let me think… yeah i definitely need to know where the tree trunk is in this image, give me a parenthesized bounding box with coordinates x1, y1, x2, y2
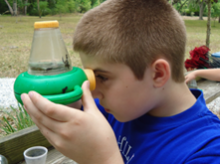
(37, 0, 41, 18)
(13, 0, 17, 16)
(219, 16, 220, 23)
(206, 0, 211, 48)
(199, 2, 204, 20)
(178, 0, 188, 13)
(170, 0, 173, 5)
(37, 0, 39, 11)
(24, 0, 28, 15)
(4, 0, 14, 15)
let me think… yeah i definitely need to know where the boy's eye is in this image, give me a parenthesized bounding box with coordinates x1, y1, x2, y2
(96, 75, 108, 81)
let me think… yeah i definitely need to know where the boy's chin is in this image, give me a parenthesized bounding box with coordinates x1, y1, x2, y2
(114, 115, 135, 123)
(104, 108, 111, 113)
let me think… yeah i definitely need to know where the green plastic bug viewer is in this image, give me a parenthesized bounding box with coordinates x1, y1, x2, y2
(14, 20, 96, 105)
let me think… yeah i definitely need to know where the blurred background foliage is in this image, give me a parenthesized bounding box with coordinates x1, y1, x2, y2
(0, 0, 106, 17)
(1, 0, 220, 22)
(170, 0, 220, 21)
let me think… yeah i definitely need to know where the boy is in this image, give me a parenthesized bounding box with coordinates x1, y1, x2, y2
(21, 0, 220, 163)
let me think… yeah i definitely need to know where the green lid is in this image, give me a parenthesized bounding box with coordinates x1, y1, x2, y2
(14, 67, 87, 105)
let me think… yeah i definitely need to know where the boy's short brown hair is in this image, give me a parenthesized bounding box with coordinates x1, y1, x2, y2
(73, 0, 186, 82)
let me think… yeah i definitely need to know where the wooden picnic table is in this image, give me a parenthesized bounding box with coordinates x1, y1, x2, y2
(0, 125, 78, 164)
(197, 79, 220, 103)
(20, 147, 78, 164)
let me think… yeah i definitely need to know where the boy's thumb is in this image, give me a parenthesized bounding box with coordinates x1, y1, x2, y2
(81, 81, 97, 112)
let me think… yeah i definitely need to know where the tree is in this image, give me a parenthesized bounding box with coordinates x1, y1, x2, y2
(75, 0, 91, 13)
(55, 0, 68, 19)
(31, 1, 50, 18)
(206, 0, 218, 48)
(1, 0, 106, 15)
(4, 0, 14, 15)
(211, 1, 220, 26)
(186, 0, 207, 20)
(16, 0, 30, 15)
(188, 0, 201, 17)
(66, 0, 77, 12)
(177, 0, 188, 13)
(206, 0, 211, 48)
(37, 0, 39, 11)
(37, 0, 39, 17)
(13, 0, 17, 15)
(39, 1, 50, 18)
(24, 0, 28, 15)
(199, 1, 206, 20)
(91, 0, 100, 8)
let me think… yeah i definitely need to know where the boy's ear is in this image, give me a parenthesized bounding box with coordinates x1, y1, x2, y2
(151, 59, 171, 88)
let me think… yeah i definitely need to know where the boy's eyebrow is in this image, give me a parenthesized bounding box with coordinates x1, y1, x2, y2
(93, 68, 110, 73)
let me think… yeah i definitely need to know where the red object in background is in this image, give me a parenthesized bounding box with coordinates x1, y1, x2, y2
(184, 45, 210, 71)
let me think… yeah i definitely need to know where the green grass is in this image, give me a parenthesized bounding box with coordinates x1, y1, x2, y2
(0, 15, 220, 78)
(0, 14, 83, 78)
(185, 19, 220, 59)
(0, 104, 35, 136)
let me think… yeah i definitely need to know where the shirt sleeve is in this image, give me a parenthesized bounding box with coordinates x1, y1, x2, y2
(185, 136, 220, 164)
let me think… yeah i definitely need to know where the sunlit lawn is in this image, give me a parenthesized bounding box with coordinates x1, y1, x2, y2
(0, 14, 83, 77)
(0, 14, 220, 77)
(185, 19, 220, 59)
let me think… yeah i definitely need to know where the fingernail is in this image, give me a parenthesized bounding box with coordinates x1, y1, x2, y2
(86, 80, 90, 88)
(28, 91, 35, 98)
(21, 94, 26, 102)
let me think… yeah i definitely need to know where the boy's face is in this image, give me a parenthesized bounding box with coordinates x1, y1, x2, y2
(80, 53, 158, 122)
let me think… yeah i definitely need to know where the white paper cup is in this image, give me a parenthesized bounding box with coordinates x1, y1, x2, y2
(23, 146, 48, 164)
(0, 155, 8, 164)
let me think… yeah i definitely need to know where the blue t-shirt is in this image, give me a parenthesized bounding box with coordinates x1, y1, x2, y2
(95, 89, 220, 164)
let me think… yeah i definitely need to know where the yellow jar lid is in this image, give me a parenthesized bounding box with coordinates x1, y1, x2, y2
(84, 69, 96, 91)
(34, 20, 59, 29)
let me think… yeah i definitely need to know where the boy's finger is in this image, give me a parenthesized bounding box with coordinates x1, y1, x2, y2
(21, 93, 43, 120)
(22, 93, 82, 136)
(81, 81, 98, 112)
(23, 91, 82, 122)
(21, 93, 57, 132)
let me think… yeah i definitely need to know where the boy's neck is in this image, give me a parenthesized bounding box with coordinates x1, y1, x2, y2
(148, 82, 197, 117)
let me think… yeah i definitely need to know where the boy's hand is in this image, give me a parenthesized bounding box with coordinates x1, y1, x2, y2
(185, 72, 197, 83)
(21, 81, 123, 164)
